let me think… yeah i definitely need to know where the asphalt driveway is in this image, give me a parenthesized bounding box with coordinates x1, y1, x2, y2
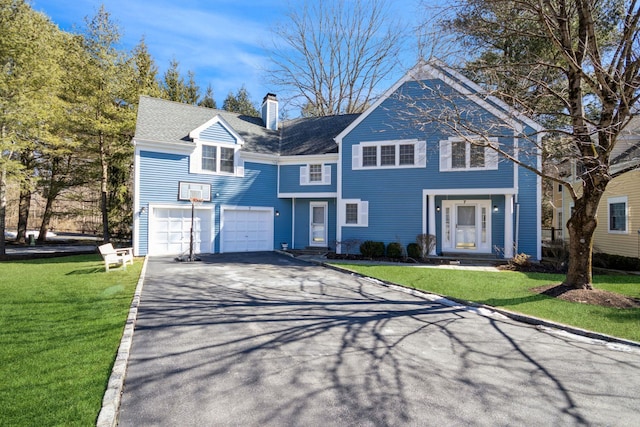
(117, 252, 640, 426)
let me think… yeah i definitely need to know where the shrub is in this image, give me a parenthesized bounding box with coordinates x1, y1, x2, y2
(360, 241, 384, 258)
(416, 234, 436, 258)
(386, 242, 403, 258)
(407, 243, 421, 259)
(593, 252, 640, 271)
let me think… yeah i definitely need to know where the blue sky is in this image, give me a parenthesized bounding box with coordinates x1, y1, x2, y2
(31, 0, 425, 116)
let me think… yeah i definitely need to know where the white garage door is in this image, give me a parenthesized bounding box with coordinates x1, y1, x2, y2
(221, 208, 273, 253)
(149, 206, 212, 256)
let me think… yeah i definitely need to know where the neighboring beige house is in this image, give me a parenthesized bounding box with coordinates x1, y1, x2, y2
(560, 117, 640, 259)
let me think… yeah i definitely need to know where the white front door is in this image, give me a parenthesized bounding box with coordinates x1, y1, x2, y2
(441, 200, 491, 253)
(309, 202, 328, 247)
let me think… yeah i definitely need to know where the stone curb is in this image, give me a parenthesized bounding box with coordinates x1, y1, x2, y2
(96, 256, 149, 427)
(307, 256, 640, 352)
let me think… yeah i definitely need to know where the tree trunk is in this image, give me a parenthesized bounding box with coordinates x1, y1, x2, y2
(100, 133, 110, 244)
(0, 168, 6, 256)
(16, 183, 32, 244)
(37, 192, 56, 244)
(563, 190, 603, 290)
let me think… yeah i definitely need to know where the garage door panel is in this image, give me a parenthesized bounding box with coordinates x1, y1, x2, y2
(221, 208, 273, 253)
(149, 207, 212, 256)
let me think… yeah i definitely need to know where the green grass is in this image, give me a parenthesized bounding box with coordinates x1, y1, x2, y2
(334, 264, 640, 342)
(0, 255, 142, 426)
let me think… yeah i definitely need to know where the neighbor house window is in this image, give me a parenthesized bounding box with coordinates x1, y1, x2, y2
(440, 137, 498, 171)
(202, 145, 217, 171)
(608, 196, 627, 233)
(309, 164, 322, 182)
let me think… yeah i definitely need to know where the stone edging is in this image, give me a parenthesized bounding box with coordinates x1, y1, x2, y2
(96, 256, 149, 427)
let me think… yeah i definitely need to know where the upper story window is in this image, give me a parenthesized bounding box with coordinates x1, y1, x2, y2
(608, 196, 627, 233)
(300, 164, 332, 185)
(440, 136, 498, 171)
(189, 115, 245, 177)
(352, 139, 426, 170)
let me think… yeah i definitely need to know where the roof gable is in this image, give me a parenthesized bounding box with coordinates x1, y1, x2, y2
(335, 60, 543, 144)
(189, 115, 244, 145)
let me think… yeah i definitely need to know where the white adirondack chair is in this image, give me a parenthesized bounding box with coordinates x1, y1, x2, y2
(98, 243, 134, 272)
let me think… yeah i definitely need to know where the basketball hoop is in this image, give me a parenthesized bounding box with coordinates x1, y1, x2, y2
(189, 197, 204, 205)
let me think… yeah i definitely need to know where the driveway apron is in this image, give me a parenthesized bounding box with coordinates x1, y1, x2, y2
(118, 252, 640, 426)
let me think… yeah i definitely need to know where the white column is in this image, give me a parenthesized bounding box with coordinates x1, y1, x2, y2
(428, 194, 437, 255)
(504, 194, 514, 258)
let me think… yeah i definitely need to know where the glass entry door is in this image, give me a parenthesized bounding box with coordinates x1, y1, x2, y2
(455, 205, 477, 249)
(309, 202, 328, 246)
(441, 200, 491, 253)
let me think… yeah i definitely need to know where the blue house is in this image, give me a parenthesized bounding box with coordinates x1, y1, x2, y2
(132, 61, 542, 260)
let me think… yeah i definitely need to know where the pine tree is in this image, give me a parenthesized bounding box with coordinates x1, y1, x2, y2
(222, 86, 259, 116)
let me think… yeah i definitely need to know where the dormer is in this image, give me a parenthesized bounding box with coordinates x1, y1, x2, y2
(188, 115, 244, 177)
(261, 93, 278, 131)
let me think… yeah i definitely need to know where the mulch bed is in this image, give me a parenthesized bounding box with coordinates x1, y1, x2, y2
(531, 284, 640, 309)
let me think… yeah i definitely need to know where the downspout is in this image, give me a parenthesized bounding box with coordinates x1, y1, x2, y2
(514, 197, 520, 255)
(291, 197, 295, 250)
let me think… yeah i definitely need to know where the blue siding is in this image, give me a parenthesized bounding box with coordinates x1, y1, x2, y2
(516, 127, 540, 259)
(200, 121, 237, 144)
(339, 79, 538, 258)
(291, 198, 337, 249)
(137, 150, 289, 255)
(279, 163, 337, 194)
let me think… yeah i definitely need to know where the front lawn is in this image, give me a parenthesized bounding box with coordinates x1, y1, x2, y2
(334, 264, 640, 342)
(0, 254, 142, 426)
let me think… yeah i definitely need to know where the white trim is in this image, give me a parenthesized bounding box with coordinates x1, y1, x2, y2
(278, 192, 337, 198)
(423, 188, 516, 196)
(189, 115, 245, 145)
(240, 151, 279, 164)
(300, 163, 332, 186)
(337, 135, 344, 251)
(504, 195, 514, 258)
(278, 154, 339, 164)
(340, 199, 368, 227)
(352, 139, 424, 170)
(191, 143, 243, 177)
(133, 146, 141, 256)
(439, 136, 499, 172)
(607, 196, 629, 234)
(309, 201, 329, 246)
(133, 138, 195, 155)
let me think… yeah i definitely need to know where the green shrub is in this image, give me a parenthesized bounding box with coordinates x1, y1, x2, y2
(593, 252, 640, 271)
(407, 243, 421, 259)
(386, 242, 403, 258)
(360, 241, 384, 258)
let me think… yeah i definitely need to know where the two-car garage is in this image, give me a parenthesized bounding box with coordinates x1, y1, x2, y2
(146, 205, 273, 256)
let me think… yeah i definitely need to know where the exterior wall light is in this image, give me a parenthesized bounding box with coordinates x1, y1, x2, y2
(493, 205, 499, 212)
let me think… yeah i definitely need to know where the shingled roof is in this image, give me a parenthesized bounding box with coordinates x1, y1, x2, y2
(134, 96, 358, 156)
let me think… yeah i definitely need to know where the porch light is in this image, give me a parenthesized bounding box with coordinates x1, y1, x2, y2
(493, 205, 498, 212)
(275, 210, 280, 216)
(139, 206, 146, 214)
(436, 206, 441, 212)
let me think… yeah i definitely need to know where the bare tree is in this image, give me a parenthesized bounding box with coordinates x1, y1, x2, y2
(268, 0, 405, 117)
(414, 0, 639, 290)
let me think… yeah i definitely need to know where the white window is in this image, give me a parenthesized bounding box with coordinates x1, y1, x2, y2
(191, 143, 244, 177)
(300, 164, 332, 185)
(608, 196, 628, 233)
(352, 139, 426, 170)
(341, 199, 368, 227)
(439, 137, 499, 171)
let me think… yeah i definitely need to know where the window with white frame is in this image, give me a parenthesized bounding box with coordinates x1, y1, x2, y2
(342, 199, 368, 226)
(352, 139, 426, 170)
(440, 137, 498, 171)
(300, 164, 332, 185)
(192, 143, 244, 176)
(608, 196, 628, 233)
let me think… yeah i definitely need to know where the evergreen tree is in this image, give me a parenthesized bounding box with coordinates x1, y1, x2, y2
(161, 58, 186, 102)
(199, 84, 217, 109)
(185, 70, 200, 105)
(222, 86, 259, 116)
